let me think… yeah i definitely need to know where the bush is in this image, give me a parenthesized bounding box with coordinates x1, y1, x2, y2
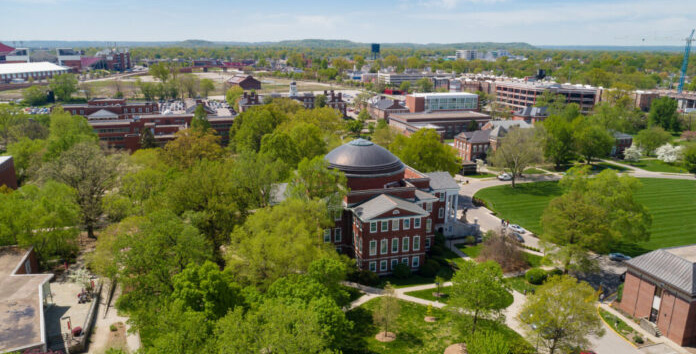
(525, 268, 547, 285)
(547, 268, 563, 277)
(349, 269, 379, 286)
(617, 283, 624, 302)
(633, 335, 644, 344)
(419, 259, 441, 277)
(22, 85, 48, 106)
(109, 324, 117, 332)
(392, 263, 411, 279)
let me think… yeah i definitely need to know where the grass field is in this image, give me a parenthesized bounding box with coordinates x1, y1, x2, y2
(343, 298, 532, 354)
(465, 172, 496, 179)
(628, 159, 688, 173)
(405, 286, 452, 303)
(474, 178, 696, 255)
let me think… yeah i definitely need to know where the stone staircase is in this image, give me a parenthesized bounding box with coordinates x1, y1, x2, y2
(640, 317, 662, 337)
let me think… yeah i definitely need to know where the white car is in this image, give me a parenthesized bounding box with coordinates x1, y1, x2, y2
(509, 224, 526, 234)
(497, 173, 512, 181)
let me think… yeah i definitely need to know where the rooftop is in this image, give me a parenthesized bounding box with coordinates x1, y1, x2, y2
(0, 62, 69, 76)
(352, 194, 428, 221)
(0, 156, 12, 165)
(627, 244, 696, 297)
(325, 138, 405, 177)
(425, 171, 459, 190)
(389, 111, 490, 121)
(409, 92, 478, 98)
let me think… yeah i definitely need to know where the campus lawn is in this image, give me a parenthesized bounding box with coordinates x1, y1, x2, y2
(378, 248, 464, 288)
(455, 243, 482, 258)
(465, 172, 497, 179)
(342, 299, 533, 354)
(628, 159, 688, 173)
(405, 285, 452, 303)
(474, 178, 696, 255)
(593, 161, 629, 172)
(523, 167, 547, 174)
(506, 276, 538, 294)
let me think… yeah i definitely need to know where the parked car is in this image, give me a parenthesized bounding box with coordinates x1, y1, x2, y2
(509, 224, 526, 234)
(609, 253, 632, 262)
(497, 173, 512, 181)
(511, 232, 525, 243)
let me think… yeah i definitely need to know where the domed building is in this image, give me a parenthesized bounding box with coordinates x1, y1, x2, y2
(324, 138, 461, 275)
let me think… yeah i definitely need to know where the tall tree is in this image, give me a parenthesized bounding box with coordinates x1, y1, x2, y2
(449, 261, 511, 335)
(389, 128, 460, 175)
(0, 104, 25, 148)
(541, 115, 575, 169)
(139, 127, 158, 149)
(163, 129, 225, 169)
(415, 77, 433, 92)
(490, 128, 542, 187)
(315, 94, 327, 108)
(49, 73, 78, 102)
(43, 142, 120, 238)
(649, 96, 680, 132)
(573, 120, 614, 164)
(45, 107, 98, 160)
(287, 156, 347, 207)
(373, 283, 400, 338)
(683, 143, 696, 174)
(225, 86, 244, 109)
(199, 78, 215, 98)
(191, 104, 212, 132)
(520, 275, 604, 354)
(635, 126, 672, 156)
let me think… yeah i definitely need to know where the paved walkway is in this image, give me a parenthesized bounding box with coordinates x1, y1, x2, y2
(88, 284, 141, 353)
(601, 159, 695, 180)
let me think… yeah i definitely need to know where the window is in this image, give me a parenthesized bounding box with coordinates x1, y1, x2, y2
(414, 218, 421, 228)
(334, 209, 342, 221)
(391, 259, 398, 269)
(381, 221, 389, 232)
(402, 237, 409, 252)
(426, 238, 431, 249)
(412, 256, 420, 268)
(426, 202, 432, 212)
(403, 218, 410, 230)
(439, 193, 445, 202)
(369, 240, 377, 256)
(370, 222, 377, 233)
(438, 207, 444, 218)
(323, 229, 331, 243)
(334, 228, 342, 242)
(381, 239, 388, 255)
(402, 257, 409, 266)
(426, 219, 432, 233)
(392, 238, 399, 253)
(413, 236, 421, 251)
(380, 260, 387, 272)
(369, 261, 376, 272)
(392, 219, 399, 231)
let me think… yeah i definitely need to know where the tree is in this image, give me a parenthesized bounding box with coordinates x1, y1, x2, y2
(415, 77, 433, 92)
(573, 121, 614, 164)
(42, 142, 120, 238)
(489, 128, 542, 187)
(373, 283, 400, 338)
(139, 127, 158, 149)
(170, 261, 243, 321)
(541, 167, 651, 273)
(357, 109, 370, 122)
(635, 126, 672, 156)
(22, 85, 47, 105)
(225, 86, 244, 109)
(136, 79, 159, 101)
(0, 104, 25, 147)
(315, 94, 327, 108)
(683, 143, 696, 174)
(519, 275, 604, 354)
(649, 96, 680, 132)
(230, 107, 286, 153)
(383, 55, 400, 68)
(389, 128, 460, 175)
(163, 129, 225, 168)
(191, 104, 212, 132)
(6, 137, 46, 184)
(199, 78, 215, 98)
(372, 123, 398, 148)
(399, 81, 411, 93)
(346, 120, 362, 136)
(288, 156, 347, 208)
(541, 115, 575, 169)
(478, 232, 528, 273)
(45, 107, 98, 160)
(655, 143, 682, 163)
(623, 144, 642, 162)
(534, 92, 566, 116)
(354, 55, 365, 69)
(226, 198, 335, 287)
(149, 62, 171, 83)
(449, 261, 510, 335)
(49, 73, 78, 102)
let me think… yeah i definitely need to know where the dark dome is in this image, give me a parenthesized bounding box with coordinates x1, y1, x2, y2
(325, 138, 404, 177)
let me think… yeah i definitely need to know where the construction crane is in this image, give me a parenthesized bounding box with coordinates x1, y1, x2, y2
(678, 29, 695, 93)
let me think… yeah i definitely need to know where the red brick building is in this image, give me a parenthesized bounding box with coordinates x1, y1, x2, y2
(324, 90, 348, 117)
(618, 245, 696, 346)
(388, 111, 491, 140)
(61, 99, 159, 120)
(324, 139, 460, 274)
(0, 156, 18, 189)
(453, 120, 532, 162)
(368, 97, 409, 119)
(228, 75, 262, 91)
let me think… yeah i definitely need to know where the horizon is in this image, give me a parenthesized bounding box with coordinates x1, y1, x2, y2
(1, 0, 695, 47)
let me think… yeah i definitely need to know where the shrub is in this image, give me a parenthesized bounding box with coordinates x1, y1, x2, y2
(393, 263, 411, 279)
(109, 324, 117, 332)
(350, 269, 379, 286)
(547, 268, 563, 277)
(617, 283, 624, 302)
(419, 259, 440, 277)
(478, 232, 527, 273)
(633, 335, 644, 344)
(525, 268, 547, 285)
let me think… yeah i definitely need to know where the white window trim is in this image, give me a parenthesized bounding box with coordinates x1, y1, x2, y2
(402, 257, 409, 265)
(369, 240, 377, 256)
(414, 218, 421, 228)
(380, 260, 388, 272)
(334, 228, 342, 242)
(323, 229, 331, 243)
(412, 256, 420, 268)
(403, 218, 410, 230)
(392, 219, 399, 231)
(369, 261, 376, 272)
(426, 202, 432, 212)
(381, 239, 388, 255)
(381, 220, 389, 232)
(413, 235, 421, 251)
(402, 236, 410, 252)
(426, 219, 432, 233)
(391, 258, 398, 269)
(439, 193, 445, 202)
(438, 207, 444, 218)
(391, 238, 399, 253)
(370, 222, 377, 233)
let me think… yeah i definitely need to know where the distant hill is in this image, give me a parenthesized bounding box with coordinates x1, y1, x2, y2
(539, 45, 685, 52)
(2, 39, 536, 50)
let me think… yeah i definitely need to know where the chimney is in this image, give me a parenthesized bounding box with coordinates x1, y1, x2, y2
(338, 92, 342, 100)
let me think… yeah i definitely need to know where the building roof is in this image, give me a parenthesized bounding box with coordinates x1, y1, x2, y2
(414, 189, 438, 202)
(458, 130, 491, 144)
(484, 120, 532, 130)
(228, 75, 259, 84)
(352, 194, 428, 221)
(408, 92, 478, 98)
(87, 109, 119, 119)
(425, 172, 459, 190)
(389, 111, 490, 121)
(0, 156, 12, 166)
(613, 132, 632, 139)
(0, 246, 53, 353)
(0, 42, 15, 54)
(325, 138, 405, 177)
(515, 106, 548, 117)
(0, 62, 69, 76)
(627, 245, 696, 297)
(373, 98, 405, 111)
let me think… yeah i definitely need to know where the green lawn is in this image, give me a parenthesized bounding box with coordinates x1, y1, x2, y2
(465, 172, 496, 179)
(598, 308, 646, 346)
(593, 162, 629, 172)
(474, 178, 696, 255)
(405, 286, 452, 303)
(628, 159, 688, 173)
(455, 243, 482, 258)
(506, 276, 538, 294)
(343, 299, 532, 354)
(377, 248, 464, 288)
(523, 168, 547, 174)
(524, 252, 544, 268)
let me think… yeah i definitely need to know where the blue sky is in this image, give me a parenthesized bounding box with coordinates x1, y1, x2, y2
(1, 0, 694, 45)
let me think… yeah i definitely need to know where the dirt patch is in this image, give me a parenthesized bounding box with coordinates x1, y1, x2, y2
(375, 331, 396, 342)
(444, 343, 468, 354)
(424, 316, 437, 322)
(105, 321, 129, 352)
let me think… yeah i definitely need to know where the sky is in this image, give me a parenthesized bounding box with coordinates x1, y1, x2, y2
(1, 0, 695, 46)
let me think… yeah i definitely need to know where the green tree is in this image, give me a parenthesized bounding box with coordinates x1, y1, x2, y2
(260, 131, 300, 166)
(683, 143, 696, 174)
(635, 126, 672, 156)
(399, 80, 411, 93)
(466, 330, 511, 354)
(191, 104, 212, 132)
(315, 94, 327, 108)
(345, 120, 363, 136)
(139, 127, 157, 149)
(163, 129, 225, 169)
(170, 261, 244, 320)
(389, 129, 460, 175)
(0, 104, 25, 147)
(354, 55, 365, 69)
(136, 79, 159, 101)
(519, 275, 604, 354)
(45, 107, 98, 160)
(541, 115, 575, 169)
(534, 92, 566, 116)
(383, 55, 400, 68)
(225, 86, 244, 109)
(199, 78, 215, 98)
(373, 283, 400, 338)
(49, 73, 78, 102)
(6, 137, 46, 184)
(22, 85, 47, 106)
(489, 128, 542, 187)
(230, 107, 286, 153)
(372, 123, 398, 148)
(649, 96, 680, 132)
(415, 77, 433, 92)
(449, 261, 511, 335)
(149, 62, 172, 83)
(573, 120, 614, 164)
(42, 142, 120, 238)
(288, 156, 347, 208)
(357, 109, 370, 122)
(288, 123, 328, 161)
